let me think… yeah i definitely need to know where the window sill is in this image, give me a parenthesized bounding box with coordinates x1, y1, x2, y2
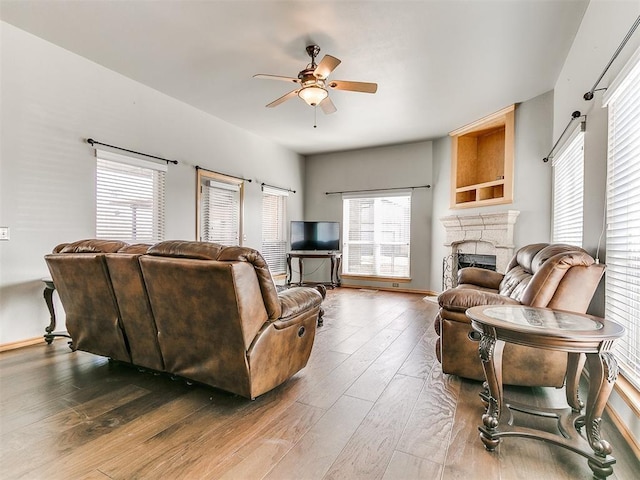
(614, 372, 640, 417)
(341, 274, 411, 283)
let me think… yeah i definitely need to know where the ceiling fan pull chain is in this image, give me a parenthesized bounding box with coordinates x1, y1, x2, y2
(314, 106, 317, 128)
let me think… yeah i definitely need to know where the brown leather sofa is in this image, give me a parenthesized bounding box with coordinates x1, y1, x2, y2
(45, 239, 324, 399)
(434, 243, 605, 387)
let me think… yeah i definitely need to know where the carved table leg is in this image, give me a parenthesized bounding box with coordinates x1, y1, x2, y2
(298, 258, 304, 286)
(43, 281, 57, 344)
(478, 331, 505, 451)
(566, 352, 586, 413)
(286, 255, 292, 286)
(584, 351, 619, 479)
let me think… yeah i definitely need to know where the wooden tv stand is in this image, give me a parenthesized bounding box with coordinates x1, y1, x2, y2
(286, 252, 342, 288)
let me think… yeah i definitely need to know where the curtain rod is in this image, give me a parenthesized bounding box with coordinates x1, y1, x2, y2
(261, 182, 296, 194)
(584, 15, 640, 101)
(325, 185, 431, 195)
(87, 138, 178, 165)
(542, 111, 585, 163)
(195, 165, 252, 183)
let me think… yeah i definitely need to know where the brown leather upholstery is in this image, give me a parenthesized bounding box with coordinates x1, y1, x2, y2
(140, 240, 322, 399)
(44, 239, 131, 363)
(46, 239, 323, 399)
(434, 243, 605, 387)
(105, 247, 165, 371)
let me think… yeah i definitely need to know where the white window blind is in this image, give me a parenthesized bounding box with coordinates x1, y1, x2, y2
(199, 178, 242, 245)
(261, 186, 288, 274)
(95, 149, 166, 243)
(603, 47, 640, 389)
(552, 126, 585, 246)
(342, 191, 411, 278)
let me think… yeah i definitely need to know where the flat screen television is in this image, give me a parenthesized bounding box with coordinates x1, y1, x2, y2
(290, 221, 340, 251)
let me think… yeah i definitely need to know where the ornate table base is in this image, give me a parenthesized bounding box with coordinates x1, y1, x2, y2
(468, 305, 624, 480)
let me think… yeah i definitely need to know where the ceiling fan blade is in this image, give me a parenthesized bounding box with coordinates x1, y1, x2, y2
(265, 89, 299, 108)
(253, 74, 300, 84)
(314, 55, 341, 79)
(328, 80, 378, 94)
(319, 96, 337, 115)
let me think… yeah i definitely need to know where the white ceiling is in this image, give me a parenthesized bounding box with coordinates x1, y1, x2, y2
(0, 0, 588, 155)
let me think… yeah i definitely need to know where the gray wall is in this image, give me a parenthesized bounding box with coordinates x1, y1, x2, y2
(429, 90, 554, 292)
(304, 141, 433, 292)
(0, 22, 305, 344)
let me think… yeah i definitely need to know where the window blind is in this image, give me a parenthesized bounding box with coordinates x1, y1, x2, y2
(603, 47, 640, 389)
(342, 191, 411, 278)
(552, 126, 585, 246)
(95, 149, 166, 243)
(200, 179, 241, 245)
(261, 186, 288, 274)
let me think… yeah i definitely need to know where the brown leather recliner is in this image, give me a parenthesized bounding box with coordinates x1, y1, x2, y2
(45, 239, 132, 363)
(434, 243, 605, 387)
(45, 239, 324, 399)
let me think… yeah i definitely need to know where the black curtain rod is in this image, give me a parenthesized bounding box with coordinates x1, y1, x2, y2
(325, 185, 431, 195)
(542, 111, 584, 163)
(87, 138, 178, 165)
(261, 182, 296, 194)
(584, 15, 640, 101)
(195, 165, 252, 183)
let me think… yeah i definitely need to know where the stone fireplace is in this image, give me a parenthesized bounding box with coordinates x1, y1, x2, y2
(440, 210, 519, 289)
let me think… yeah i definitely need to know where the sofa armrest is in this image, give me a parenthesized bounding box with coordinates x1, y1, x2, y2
(438, 288, 521, 313)
(457, 267, 504, 290)
(276, 287, 323, 327)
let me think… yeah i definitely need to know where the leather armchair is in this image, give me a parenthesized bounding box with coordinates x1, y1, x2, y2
(434, 243, 605, 387)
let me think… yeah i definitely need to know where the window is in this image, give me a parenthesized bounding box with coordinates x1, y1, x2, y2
(603, 47, 640, 389)
(261, 186, 288, 274)
(552, 125, 585, 246)
(96, 150, 166, 243)
(197, 169, 243, 245)
(342, 192, 411, 278)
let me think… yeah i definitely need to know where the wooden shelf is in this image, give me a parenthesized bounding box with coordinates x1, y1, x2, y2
(450, 105, 515, 209)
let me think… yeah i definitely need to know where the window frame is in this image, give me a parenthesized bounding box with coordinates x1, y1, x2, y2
(342, 191, 412, 280)
(261, 185, 288, 275)
(196, 169, 244, 245)
(603, 46, 640, 393)
(551, 123, 585, 247)
(95, 148, 166, 243)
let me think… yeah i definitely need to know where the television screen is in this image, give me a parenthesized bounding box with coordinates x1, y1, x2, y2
(290, 221, 340, 251)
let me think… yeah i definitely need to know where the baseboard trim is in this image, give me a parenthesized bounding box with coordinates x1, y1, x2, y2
(605, 400, 640, 460)
(340, 284, 438, 296)
(0, 336, 45, 352)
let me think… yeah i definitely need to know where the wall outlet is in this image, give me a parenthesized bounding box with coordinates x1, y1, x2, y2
(392, 282, 399, 287)
(0, 227, 9, 240)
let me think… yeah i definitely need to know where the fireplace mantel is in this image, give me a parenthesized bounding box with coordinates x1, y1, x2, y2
(440, 210, 520, 276)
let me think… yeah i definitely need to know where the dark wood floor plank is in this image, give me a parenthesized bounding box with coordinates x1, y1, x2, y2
(263, 395, 373, 480)
(381, 451, 443, 480)
(323, 374, 425, 480)
(1, 289, 638, 480)
(396, 363, 461, 465)
(345, 312, 432, 401)
(296, 327, 402, 410)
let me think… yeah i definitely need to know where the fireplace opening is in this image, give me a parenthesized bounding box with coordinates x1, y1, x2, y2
(457, 253, 497, 272)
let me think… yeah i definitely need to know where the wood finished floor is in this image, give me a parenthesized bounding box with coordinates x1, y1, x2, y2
(1, 288, 638, 479)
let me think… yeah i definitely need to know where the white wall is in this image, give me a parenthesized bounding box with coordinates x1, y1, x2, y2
(552, 0, 640, 454)
(304, 141, 433, 292)
(0, 22, 305, 344)
(429, 90, 554, 292)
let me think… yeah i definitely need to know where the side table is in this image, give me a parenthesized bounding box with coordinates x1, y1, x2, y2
(466, 305, 625, 479)
(42, 278, 72, 345)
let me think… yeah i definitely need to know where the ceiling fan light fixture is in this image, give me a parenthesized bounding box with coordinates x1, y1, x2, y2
(298, 85, 328, 106)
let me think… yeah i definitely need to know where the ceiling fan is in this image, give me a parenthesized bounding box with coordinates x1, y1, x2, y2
(253, 45, 377, 114)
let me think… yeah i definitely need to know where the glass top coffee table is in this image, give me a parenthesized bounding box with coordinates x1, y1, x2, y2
(466, 305, 625, 479)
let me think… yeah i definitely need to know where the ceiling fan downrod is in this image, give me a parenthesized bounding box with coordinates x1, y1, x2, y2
(306, 45, 321, 68)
